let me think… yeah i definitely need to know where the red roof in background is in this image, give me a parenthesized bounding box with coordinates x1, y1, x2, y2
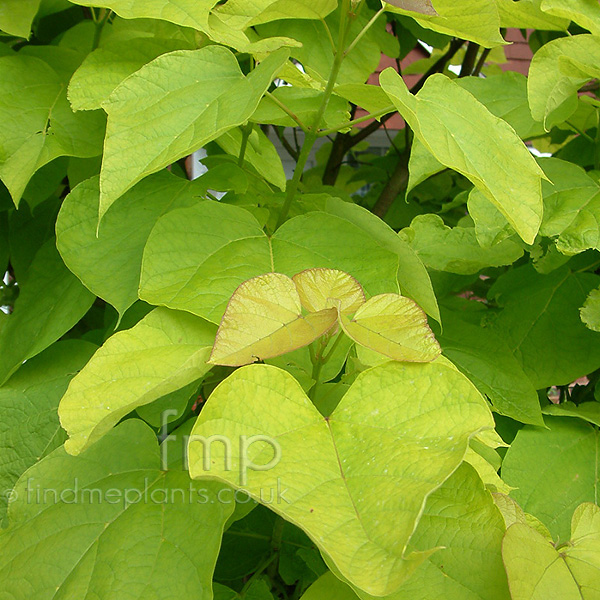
(356, 28, 533, 130)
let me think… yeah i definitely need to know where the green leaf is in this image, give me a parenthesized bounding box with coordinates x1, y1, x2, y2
(384, 0, 505, 47)
(457, 72, 545, 140)
(99, 46, 287, 217)
(542, 400, 600, 427)
(272, 211, 401, 296)
(502, 503, 600, 600)
(437, 309, 544, 426)
(340, 293, 441, 362)
(188, 361, 494, 596)
(259, 12, 395, 87)
(540, 0, 600, 35)
(381, 71, 545, 244)
(489, 265, 600, 388)
(353, 464, 510, 600)
(215, 126, 287, 191)
(0, 419, 234, 599)
(539, 157, 600, 255)
(400, 214, 523, 274)
(0, 53, 105, 204)
(56, 172, 201, 317)
(502, 417, 599, 541)
(68, 36, 195, 111)
(69, 0, 216, 34)
(0, 339, 96, 520)
(0, 0, 41, 38)
(301, 572, 359, 599)
(251, 87, 350, 129)
(0, 239, 95, 385)
(209, 273, 337, 367)
(319, 197, 440, 323)
(581, 285, 600, 332)
(213, 0, 337, 29)
(58, 307, 216, 455)
(496, 0, 569, 29)
(139, 202, 272, 324)
(528, 34, 600, 130)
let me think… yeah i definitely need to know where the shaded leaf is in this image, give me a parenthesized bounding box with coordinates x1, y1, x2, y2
(400, 214, 523, 274)
(542, 400, 600, 427)
(502, 417, 599, 541)
(0, 340, 96, 520)
(0, 419, 234, 600)
(0, 240, 94, 385)
(57, 172, 202, 317)
(489, 265, 600, 388)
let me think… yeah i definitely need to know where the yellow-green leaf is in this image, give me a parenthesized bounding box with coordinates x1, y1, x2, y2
(381, 70, 545, 244)
(209, 273, 338, 367)
(540, 0, 600, 35)
(188, 361, 494, 596)
(340, 293, 441, 362)
(59, 307, 216, 455)
(99, 46, 287, 217)
(292, 268, 365, 315)
(502, 503, 600, 600)
(384, 0, 505, 47)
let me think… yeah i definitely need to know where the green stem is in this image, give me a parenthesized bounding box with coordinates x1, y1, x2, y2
(567, 120, 595, 143)
(595, 110, 600, 171)
(345, 7, 384, 57)
(241, 554, 277, 596)
(91, 9, 111, 50)
(318, 105, 396, 137)
(238, 123, 253, 166)
(265, 92, 308, 132)
(275, 0, 354, 229)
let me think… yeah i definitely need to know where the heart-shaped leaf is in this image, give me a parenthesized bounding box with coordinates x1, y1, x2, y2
(0, 419, 234, 600)
(188, 361, 494, 596)
(292, 268, 365, 315)
(59, 308, 216, 455)
(209, 273, 338, 367)
(502, 503, 600, 600)
(340, 293, 441, 362)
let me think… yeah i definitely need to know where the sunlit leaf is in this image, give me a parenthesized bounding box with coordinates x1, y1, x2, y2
(381, 71, 544, 244)
(59, 308, 215, 455)
(340, 293, 441, 362)
(502, 503, 600, 600)
(99, 47, 287, 217)
(209, 273, 338, 367)
(189, 361, 494, 596)
(292, 268, 365, 315)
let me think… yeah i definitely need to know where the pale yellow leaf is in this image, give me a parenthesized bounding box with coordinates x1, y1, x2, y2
(292, 268, 365, 315)
(209, 273, 337, 366)
(341, 293, 441, 362)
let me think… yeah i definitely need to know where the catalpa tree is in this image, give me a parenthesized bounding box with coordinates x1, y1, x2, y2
(0, 1, 599, 599)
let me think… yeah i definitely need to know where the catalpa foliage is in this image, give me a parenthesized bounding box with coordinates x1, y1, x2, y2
(0, 1, 599, 599)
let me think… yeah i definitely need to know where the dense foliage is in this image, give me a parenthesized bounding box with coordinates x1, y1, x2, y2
(0, 0, 599, 598)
